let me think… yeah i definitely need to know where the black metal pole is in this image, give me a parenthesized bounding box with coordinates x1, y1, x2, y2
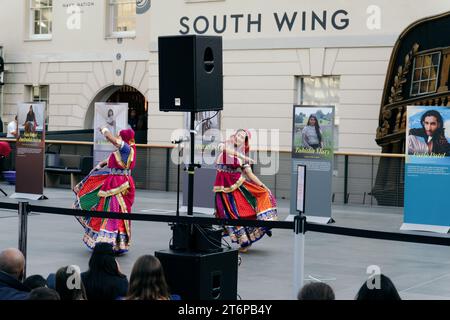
(165, 148, 170, 192)
(18, 201, 28, 280)
(176, 142, 181, 217)
(187, 112, 195, 216)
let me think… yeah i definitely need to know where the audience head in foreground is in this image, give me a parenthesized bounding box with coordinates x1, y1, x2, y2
(27, 287, 60, 300)
(127, 255, 171, 300)
(0, 248, 30, 300)
(356, 274, 401, 300)
(24, 275, 47, 290)
(55, 265, 87, 300)
(297, 282, 335, 300)
(81, 243, 128, 300)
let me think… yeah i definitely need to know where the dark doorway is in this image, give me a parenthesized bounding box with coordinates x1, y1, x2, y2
(107, 85, 148, 144)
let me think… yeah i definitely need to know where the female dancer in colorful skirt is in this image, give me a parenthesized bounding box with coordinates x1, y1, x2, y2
(214, 129, 278, 252)
(74, 127, 136, 254)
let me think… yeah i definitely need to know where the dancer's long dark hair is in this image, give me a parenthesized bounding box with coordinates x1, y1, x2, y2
(127, 255, 170, 300)
(307, 115, 322, 144)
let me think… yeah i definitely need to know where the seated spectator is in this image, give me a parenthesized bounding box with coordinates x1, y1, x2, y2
(126, 255, 179, 300)
(297, 282, 335, 300)
(355, 274, 401, 300)
(24, 275, 47, 290)
(81, 243, 128, 300)
(55, 266, 87, 300)
(0, 248, 30, 300)
(27, 287, 60, 300)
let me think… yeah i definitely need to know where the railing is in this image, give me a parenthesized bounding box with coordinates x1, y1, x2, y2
(0, 138, 406, 207)
(333, 151, 405, 207)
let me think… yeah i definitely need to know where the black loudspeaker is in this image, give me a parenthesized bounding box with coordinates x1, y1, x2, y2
(170, 223, 223, 253)
(158, 35, 223, 112)
(155, 249, 238, 300)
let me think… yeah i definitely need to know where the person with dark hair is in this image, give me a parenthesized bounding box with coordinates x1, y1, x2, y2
(74, 128, 136, 254)
(24, 275, 47, 290)
(408, 110, 450, 156)
(55, 266, 87, 300)
(81, 243, 128, 300)
(23, 105, 38, 133)
(126, 255, 176, 300)
(106, 109, 116, 136)
(0, 248, 30, 300)
(214, 129, 278, 253)
(297, 282, 335, 300)
(302, 114, 323, 150)
(355, 274, 401, 300)
(27, 287, 60, 300)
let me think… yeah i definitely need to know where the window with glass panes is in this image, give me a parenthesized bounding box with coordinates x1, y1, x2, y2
(30, 0, 52, 37)
(110, 0, 136, 35)
(411, 52, 441, 96)
(297, 76, 340, 150)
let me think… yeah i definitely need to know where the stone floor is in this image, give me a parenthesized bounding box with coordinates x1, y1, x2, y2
(0, 183, 449, 300)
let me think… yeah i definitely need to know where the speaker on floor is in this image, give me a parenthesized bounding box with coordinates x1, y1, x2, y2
(155, 249, 238, 300)
(158, 35, 223, 112)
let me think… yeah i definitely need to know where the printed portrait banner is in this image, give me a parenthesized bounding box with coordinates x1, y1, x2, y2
(184, 111, 221, 167)
(181, 112, 221, 215)
(93, 103, 128, 165)
(403, 105, 450, 233)
(290, 105, 334, 223)
(15, 102, 46, 196)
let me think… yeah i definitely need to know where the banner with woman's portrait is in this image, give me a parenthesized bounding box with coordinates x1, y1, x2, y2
(292, 106, 334, 160)
(290, 105, 334, 223)
(14, 102, 46, 197)
(181, 111, 222, 215)
(17, 103, 45, 142)
(94, 103, 128, 165)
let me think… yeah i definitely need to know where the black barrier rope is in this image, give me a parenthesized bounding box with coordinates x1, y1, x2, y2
(0, 202, 19, 211)
(307, 223, 450, 247)
(3, 201, 450, 247)
(28, 204, 294, 230)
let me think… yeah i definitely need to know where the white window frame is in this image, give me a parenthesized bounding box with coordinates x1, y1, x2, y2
(29, 0, 53, 40)
(108, 0, 136, 38)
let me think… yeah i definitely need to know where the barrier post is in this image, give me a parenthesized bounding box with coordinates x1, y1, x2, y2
(18, 201, 29, 280)
(293, 213, 306, 299)
(344, 155, 349, 204)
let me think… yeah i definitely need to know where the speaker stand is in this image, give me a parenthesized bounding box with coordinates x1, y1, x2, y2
(187, 111, 201, 216)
